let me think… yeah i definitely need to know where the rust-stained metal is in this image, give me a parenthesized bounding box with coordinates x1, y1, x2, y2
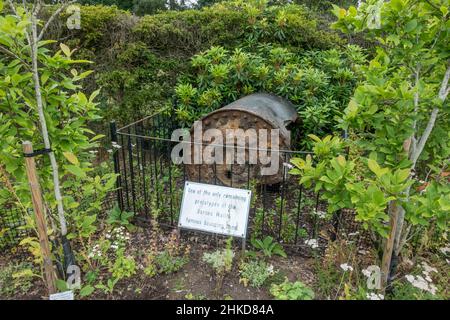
(185, 93, 298, 187)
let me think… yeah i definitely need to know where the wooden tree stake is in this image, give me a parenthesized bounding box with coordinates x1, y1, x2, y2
(23, 141, 57, 295)
(381, 201, 399, 290)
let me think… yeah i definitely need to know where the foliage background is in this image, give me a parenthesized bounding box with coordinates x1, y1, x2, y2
(43, 1, 356, 132)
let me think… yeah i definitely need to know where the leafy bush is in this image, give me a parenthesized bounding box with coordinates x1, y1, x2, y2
(43, 1, 344, 126)
(250, 236, 287, 258)
(0, 4, 117, 263)
(239, 259, 275, 288)
(202, 238, 235, 295)
(154, 251, 189, 274)
(133, 0, 168, 15)
(0, 262, 36, 297)
(270, 278, 315, 300)
(78, 0, 134, 10)
(291, 0, 450, 252)
(202, 247, 235, 274)
(107, 205, 135, 230)
(144, 229, 190, 276)
(110, 248, 137, 279)
(175, 44, 365, 147)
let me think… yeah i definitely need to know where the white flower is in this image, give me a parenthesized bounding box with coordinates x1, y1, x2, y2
(311, 209, 326, 219)
(403, 258, 414, 266)
(429, 284, 437, 295)
(267, 265, 275, 275)
(362, 267, 372, 278)
(107, 149, 113, 154)
(421, 262, 437, 274)
(366, 292, 384, 300)
(112, 142, 121, 149)
(304, 239, 319, 249)
(340, 263, 354, 272)
(405, 274, 436, 295)
(283, 162, 294, 169)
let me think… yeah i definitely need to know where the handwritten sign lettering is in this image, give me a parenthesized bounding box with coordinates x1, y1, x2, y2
(178, 181, 251, 238)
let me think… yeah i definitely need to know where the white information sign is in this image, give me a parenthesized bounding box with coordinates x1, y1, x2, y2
(178, 181, 252, 238)
(49, 290, 74, 300)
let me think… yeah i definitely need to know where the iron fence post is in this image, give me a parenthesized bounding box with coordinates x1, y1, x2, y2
(110, 121, 124, 211)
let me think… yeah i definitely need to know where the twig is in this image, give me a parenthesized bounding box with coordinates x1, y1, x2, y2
(6, 0, 19, 15)
(37, 1, 75, 42)
(0, 45, 32, 71)
(411, 65, 450, 168)
(424, 0, 441, 11)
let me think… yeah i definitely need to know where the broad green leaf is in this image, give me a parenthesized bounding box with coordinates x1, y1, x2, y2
(367, 159, 380, 175)
(336, 155, 346, 167)
(90, 134, 105, 142)
(89, 89, 100, 103)
(308, 134, 321, 143)
(395, 169, 410, 183)
(56, 279, 69, 292)
(80, 285, 95, 297)
(63, 152, 79, 165)
(75, 70, 94, 81)
(60, 43, 71, 57)
(405, 19, 417, 33)
(65, 165, 86, 178)
(438, 197, 450, 211)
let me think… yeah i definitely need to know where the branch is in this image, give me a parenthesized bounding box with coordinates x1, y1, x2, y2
(32, 0, 41, 17)
(37, 1, 75, 42)
(438, 65, 450, 101)
(6, 0, 18, 15)
(424, 0, 441, 11)
(410, 66, 450, 168)
(0, 45, 32, 71)
(408, 65, 420, 158)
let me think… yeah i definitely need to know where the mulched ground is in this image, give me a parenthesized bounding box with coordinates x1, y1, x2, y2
(0, 205, 373, 300)
(0, 226, 318, 300)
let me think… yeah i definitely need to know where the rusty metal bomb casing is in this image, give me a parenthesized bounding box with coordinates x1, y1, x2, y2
(185, 93, 298, 187)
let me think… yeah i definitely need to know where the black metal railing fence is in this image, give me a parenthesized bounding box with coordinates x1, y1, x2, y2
(0, 110, 366, 251)
(110, 109, 360, 249)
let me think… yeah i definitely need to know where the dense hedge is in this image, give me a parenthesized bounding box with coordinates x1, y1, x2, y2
(45, 1, 346, 125)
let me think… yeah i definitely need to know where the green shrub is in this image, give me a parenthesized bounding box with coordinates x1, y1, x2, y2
(239, 259, 275, 288)
(0, 262, 36, 298)
(250, 236, 287, 258)
(110, 248, 137, 279)
(202, 247, 235, 274)
(175, 44, 365, 148)
(154, 251, 189, 274)
(270, 278, 315, 300)
(44, 1, 345, 126)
